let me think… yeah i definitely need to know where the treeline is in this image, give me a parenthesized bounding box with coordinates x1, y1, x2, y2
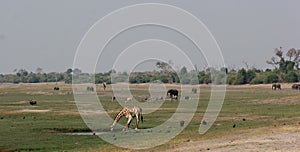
(227, 68, 299, 84)
(1, 67, 299, 85)
(0, 68, 73, 84)
(1, 47, 299, 85)
(127, 67, 299, 85)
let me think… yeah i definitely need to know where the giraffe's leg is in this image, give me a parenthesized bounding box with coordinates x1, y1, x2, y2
(135, 115, 139, 130)
(125, 115, 133, 130)
(128, 118, 132, 126)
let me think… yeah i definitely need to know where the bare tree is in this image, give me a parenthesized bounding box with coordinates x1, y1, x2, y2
(294, 49, 300, 70)
(194, 64, 198, 73)
(13, 68, 18, 75)
(156, 61, 172, 72)
(35, 67, 43, 74)
(242, 60, 250, 69)
(73, 68, 82, 75)
(286, 48, 300, 70)
(266, 56, 279, 69)
(266, 47, 284, 69)
(275, 47, 283, 59)
(286, 48, 296, 61)
(267, 47, 300, 70)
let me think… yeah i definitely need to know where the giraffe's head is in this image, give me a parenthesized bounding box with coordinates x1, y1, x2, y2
(110, 123, 116, 131)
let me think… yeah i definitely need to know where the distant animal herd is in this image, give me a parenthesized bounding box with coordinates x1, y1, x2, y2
(291, 84, 300, 90)
(27, 82, 300, 132)
(272, 83, 300, 90)
(28, 82, 300, 108)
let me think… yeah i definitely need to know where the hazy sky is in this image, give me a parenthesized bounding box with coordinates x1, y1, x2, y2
(0, 0, 299, 74)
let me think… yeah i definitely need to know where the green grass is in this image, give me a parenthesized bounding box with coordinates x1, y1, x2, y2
(0, 83, 300, 151)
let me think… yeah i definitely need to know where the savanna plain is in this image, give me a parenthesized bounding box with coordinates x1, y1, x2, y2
(0, 83, 300, 152)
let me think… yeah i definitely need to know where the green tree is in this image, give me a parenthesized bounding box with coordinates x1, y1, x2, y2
(246, 69, 256, 83)
(27, 73, 40, 83)
(65, 68, 73, 75)
(179, 67, 188, 76)
(263, 72, 278, 83)
(283, 71, 298, 82)
(250, 75, 264, 84)
(226, 73, 237, 85)
(16, 69, 28, 77)
(73, 68, 82, 75)
(190, 76, 199, 85)
(267, 47, 300, 72)
(234, 68, 247, 84)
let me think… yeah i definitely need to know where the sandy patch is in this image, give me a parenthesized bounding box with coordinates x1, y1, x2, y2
(245, 97, 300, 105)
(17, 109, 51, 113)
(57, 110, 80, 115)
(3, 100, 28, 105)
(26, 91, 54, 95)
(0, 83, 19, 88)
(168, 125, 300, 152)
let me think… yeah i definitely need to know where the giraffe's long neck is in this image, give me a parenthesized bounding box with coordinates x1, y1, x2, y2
(110, 106, 143, 131)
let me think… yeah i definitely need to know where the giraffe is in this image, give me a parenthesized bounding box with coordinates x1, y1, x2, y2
(110, 106, 143, 131)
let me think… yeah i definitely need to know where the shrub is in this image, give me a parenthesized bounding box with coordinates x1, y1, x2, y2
(283, 71, 298, 82)
(234, 68, 247, 84)
(250, 75, 264, 84)
(226, 73, 236, 85)
(190, 77, 199, 85)
(263, 72, 278, 83)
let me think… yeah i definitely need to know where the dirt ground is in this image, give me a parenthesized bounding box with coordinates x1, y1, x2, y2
(168, 124, 300, 152)
(167, 83, 300, 152)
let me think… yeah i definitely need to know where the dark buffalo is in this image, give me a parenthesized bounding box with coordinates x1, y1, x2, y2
(86, 86, 94, 92)
(192, 88, 197, 93)
(272, 83, 281, 90)
(292, 84, 300, 90)
(54, 86, 59, 90)
(167, 89, 178, 101)
(29, 100, 37, 106)
(112, 96, 116, 102)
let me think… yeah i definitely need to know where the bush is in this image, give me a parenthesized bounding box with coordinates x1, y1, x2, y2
(211, 71, 226, 84)
(27, 74, 40, 83)
(233, 68, 247, 84)
(263, 72, 278, 83)
(250, 75, 264, 84)
(129, 77, 137, 83)
(246, 69, 256, 83)
(181, 77, 190, 84)
(198, 71, 211, 84)
(170, 73, 180, 83)
(283, 71, 298, 82)
(190, 77, 199, 85)
(199, 74, 211, 84)
(226, 73, 236, 85)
